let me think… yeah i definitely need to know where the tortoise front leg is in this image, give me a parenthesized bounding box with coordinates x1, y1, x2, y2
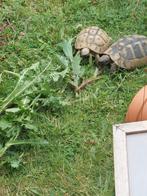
(95, 54, 103, 75)
(110, 63, 118, 73)
(95, 54, 100, 66)
(89, 53, 93, 67)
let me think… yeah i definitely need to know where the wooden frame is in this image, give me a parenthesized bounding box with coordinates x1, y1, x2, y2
(113, 120, 147, 196)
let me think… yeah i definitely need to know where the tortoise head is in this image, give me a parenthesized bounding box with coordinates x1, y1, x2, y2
(80, 48, 90, 56)
(99, 55, 111, 65)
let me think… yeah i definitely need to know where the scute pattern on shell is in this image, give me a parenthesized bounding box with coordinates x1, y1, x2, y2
(75, 26, 112, 54)
(104, 35, 147, 69)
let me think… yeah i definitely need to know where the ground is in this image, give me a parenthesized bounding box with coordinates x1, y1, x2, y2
(0, 0, 147, 195)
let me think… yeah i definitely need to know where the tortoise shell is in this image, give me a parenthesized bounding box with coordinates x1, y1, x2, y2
(75, 26, 112, 54)
(104, 35, 147, 69)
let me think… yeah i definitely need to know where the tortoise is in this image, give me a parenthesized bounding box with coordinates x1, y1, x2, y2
(75, 26, 112, 65)
(98, 35, 147, 72)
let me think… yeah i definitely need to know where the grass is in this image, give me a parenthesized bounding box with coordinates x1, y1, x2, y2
(0, 0, 147, 195)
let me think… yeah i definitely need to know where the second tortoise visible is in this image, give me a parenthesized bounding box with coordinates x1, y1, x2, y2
(75, 26, 112, 64)
(99, 35, 147, 72)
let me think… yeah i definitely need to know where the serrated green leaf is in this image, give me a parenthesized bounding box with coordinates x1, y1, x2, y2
(0, 61, 51, 114)
(59, 39, 73, 61)
(51, 72, 60, 82)
(72, 54, 82, 76)
(60, 68, 69, 78)
(57, 55, 69, 67)
(51, 68, 69, 82)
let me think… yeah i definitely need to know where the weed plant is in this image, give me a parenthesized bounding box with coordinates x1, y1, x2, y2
(0, 0, 146, 195)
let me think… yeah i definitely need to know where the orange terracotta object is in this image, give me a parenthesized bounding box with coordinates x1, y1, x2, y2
(125, 85, 147, 122)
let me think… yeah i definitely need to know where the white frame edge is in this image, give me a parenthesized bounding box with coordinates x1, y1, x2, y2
(113, 120, 147, 196)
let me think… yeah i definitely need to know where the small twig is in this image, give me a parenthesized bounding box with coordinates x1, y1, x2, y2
(75, 76, 101, 92)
